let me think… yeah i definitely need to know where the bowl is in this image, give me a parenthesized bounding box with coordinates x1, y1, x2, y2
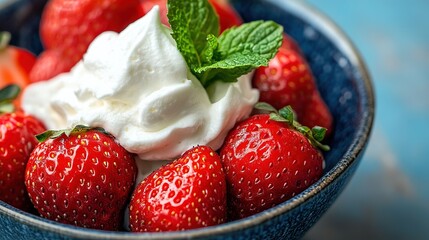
(0, 0, 375, 239)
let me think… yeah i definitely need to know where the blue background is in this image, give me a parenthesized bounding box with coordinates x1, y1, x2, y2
(304, 0, 429, 239)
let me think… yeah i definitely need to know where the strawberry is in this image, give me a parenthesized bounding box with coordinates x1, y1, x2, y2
(301, 91, 333, 136)
(281, 32, 301, 53)
(208, 0, 243, 32)
(0, 32, 36, 108)
(40, 0, 142, 50)
(219, 103, 328, 219)
(139, 0, 242, 32)
(29, 48, 77, 83)
(0, 112, 45, 211)
(139, 0, 169, 27)
(253, 47, 314, 114)
(252, 44, 333, 132)
(25, 125, 137, 230)
(31, 0, 143, 81)
(129, 146, 227, 232)
(0, 85, 46, 211)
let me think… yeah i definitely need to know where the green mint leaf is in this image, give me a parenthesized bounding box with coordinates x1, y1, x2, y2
(218, 20, 283, 61)
(167, 0, 219, 70)
(197, 20, 283, 86)
(201, 34, 219, 64)
(167, 0, 283, 88)
(194, 52, 268, 86)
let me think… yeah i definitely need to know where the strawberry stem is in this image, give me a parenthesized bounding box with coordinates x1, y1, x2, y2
(0, 84, 20, 114)
(36, 125, 110, 142)
(255, 102, 330, 151)
(0, 32, 11, 51)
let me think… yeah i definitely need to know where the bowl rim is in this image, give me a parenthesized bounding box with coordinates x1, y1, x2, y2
(0, 0, 375, 239)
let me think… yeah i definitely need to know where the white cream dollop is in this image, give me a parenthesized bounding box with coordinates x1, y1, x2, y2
(22, 7, 259, 161)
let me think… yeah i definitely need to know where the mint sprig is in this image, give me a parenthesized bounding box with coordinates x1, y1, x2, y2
(167, 0, 219, 70)
(167, 0, 283, 87)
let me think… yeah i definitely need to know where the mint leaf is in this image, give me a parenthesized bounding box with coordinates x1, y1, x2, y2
(218, 20, 283, 61)
(195, 20, 283, 86)
(167, 0, 283, 88)
(200, 34, 219, 64)
(167, 0, 219, 69)
(195, 52, 268, 86)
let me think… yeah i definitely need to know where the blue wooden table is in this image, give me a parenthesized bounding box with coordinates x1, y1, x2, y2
(304, 1, 429, 239)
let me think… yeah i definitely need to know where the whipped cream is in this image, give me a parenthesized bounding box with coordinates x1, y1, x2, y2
(22, 6, 259, 161)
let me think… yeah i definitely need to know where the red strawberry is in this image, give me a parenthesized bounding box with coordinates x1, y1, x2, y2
(208, 0, 243, 32)
(25, 125, 137, 230)
(29, 48, 77, 83)
(0, 32, 36, 108)
(281, 33, 301, 53)
(40, 0, 142, 51)
(0, 112, 45, 211)
(219, 104, 328, 219)
(301, 91, 333, 136)
(139, 0, 242, 32)
(252, 44, 333, 132)
(139, 0, 169, 27)
(0, 85, 46, 211)
(129, 146, 227, 232)
(31, 0, 143, 81)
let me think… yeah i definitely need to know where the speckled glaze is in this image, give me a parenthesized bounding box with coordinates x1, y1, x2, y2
(0, 0, 374, 239)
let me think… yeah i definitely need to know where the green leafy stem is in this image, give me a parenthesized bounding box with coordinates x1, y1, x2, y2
(36, 125, 111, 142)
(0, 84, 20, 113)
(255, 102, 331, 152)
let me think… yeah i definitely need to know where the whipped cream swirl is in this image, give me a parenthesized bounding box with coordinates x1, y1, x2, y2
(22, 7, 259, 161)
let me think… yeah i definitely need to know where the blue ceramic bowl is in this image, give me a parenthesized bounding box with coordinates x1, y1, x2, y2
(0, 0, 374, 239)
